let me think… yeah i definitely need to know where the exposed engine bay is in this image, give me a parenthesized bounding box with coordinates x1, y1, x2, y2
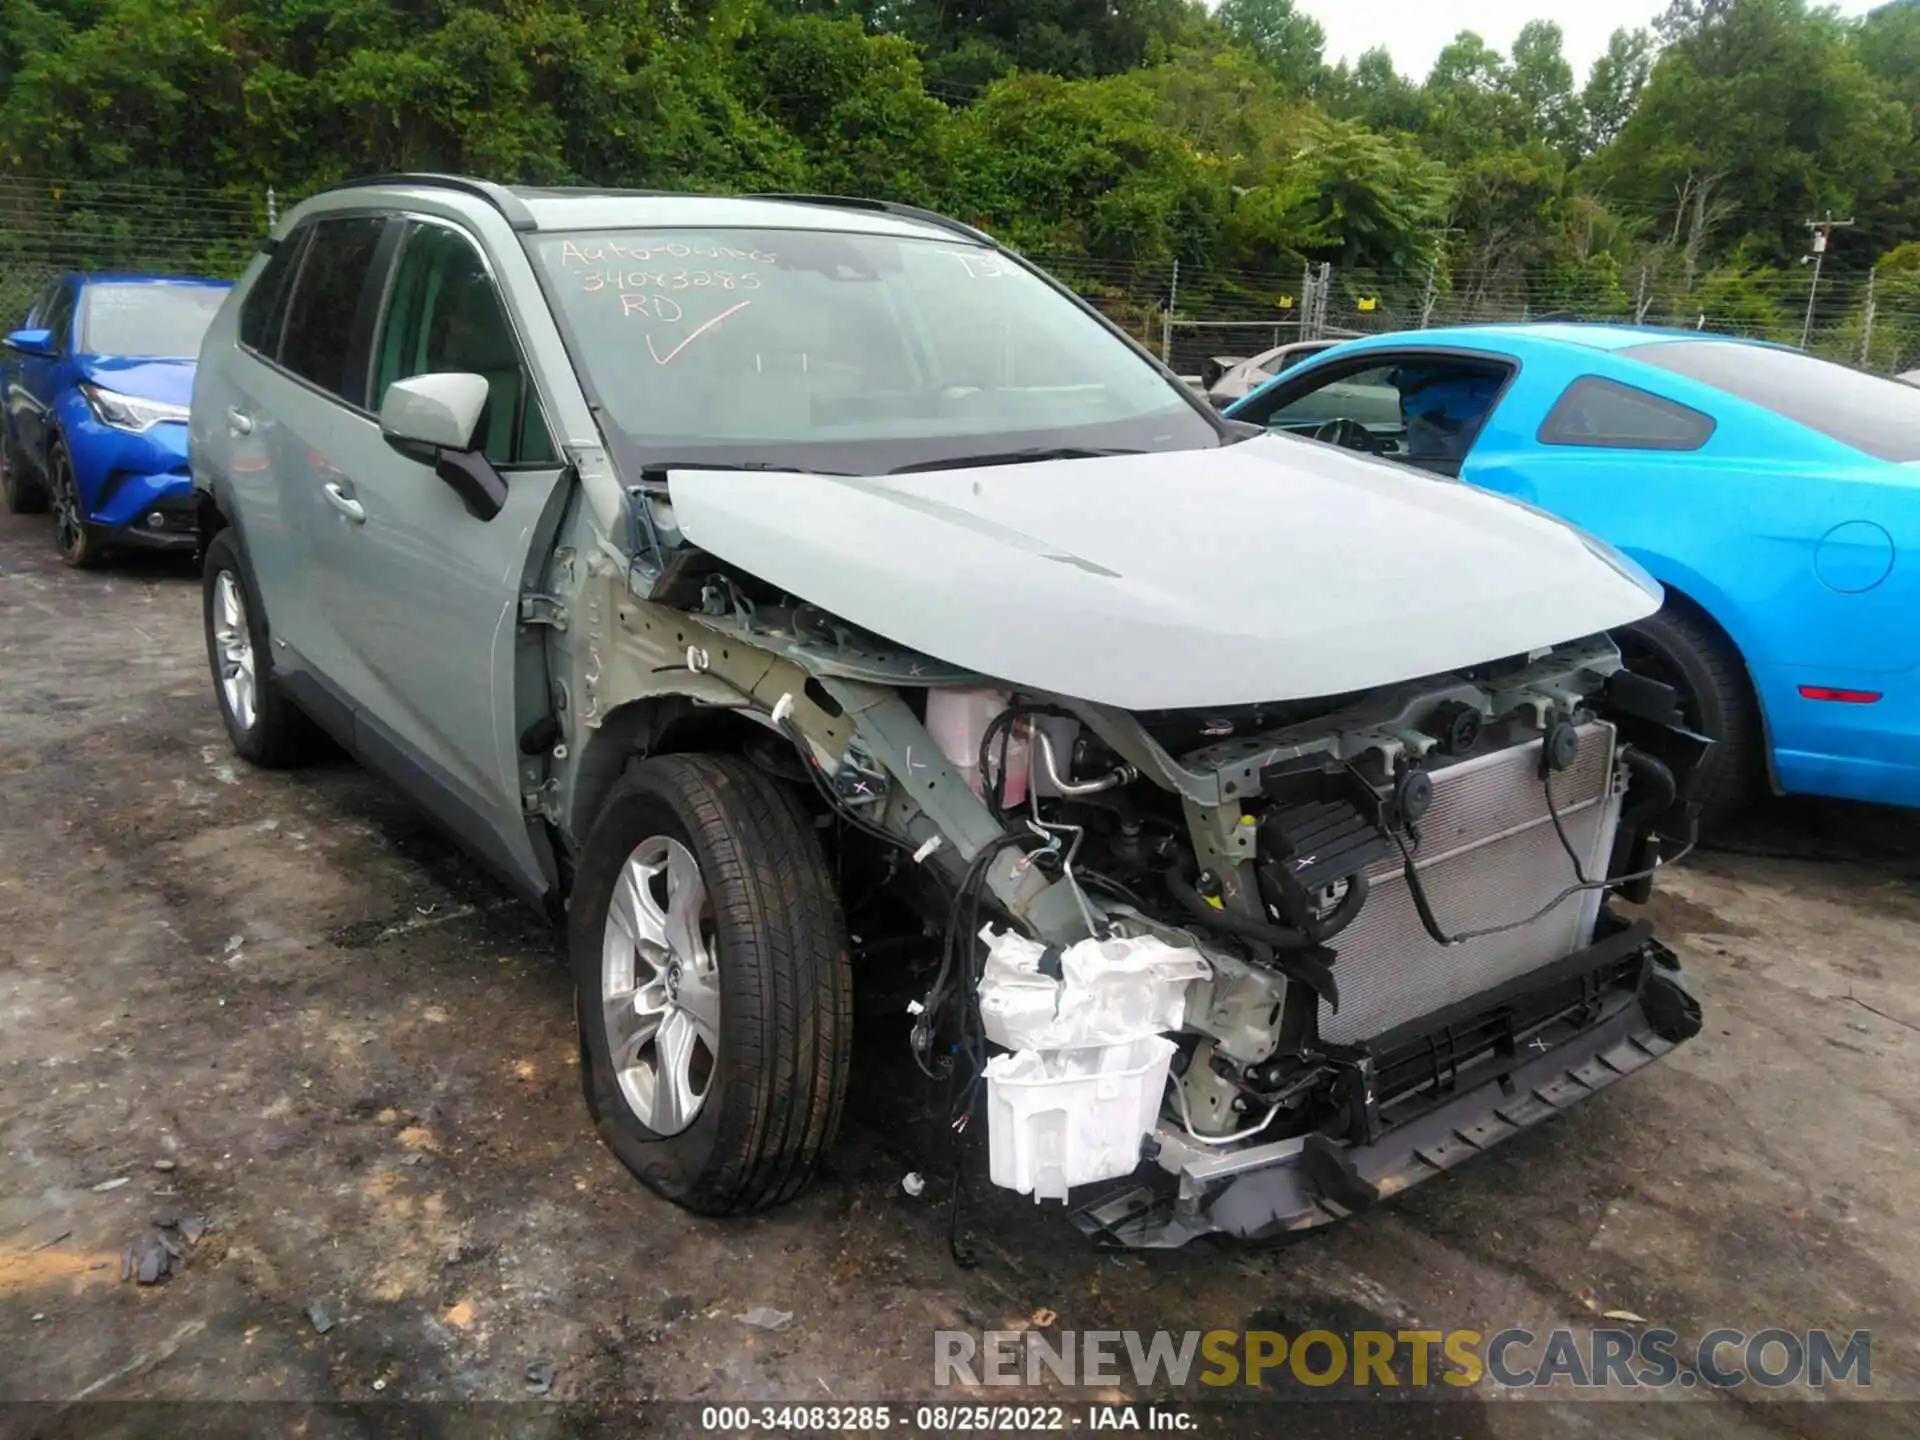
(562, 499, 1712, 1248)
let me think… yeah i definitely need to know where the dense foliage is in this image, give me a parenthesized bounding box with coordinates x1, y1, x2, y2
(1, 0, 1915, 306)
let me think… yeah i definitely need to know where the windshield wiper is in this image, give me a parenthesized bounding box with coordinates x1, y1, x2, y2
(887, 446, 1147, 475)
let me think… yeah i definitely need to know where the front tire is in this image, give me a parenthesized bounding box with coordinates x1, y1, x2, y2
(47, 439, 104, 568)
(1619, 605, 1758, 828)
(1, 427, 47, 514)
(572, 753, 852, 1214)
(201, 529, 314, 767)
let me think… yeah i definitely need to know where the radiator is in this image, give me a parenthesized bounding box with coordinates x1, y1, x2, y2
(1319, 721, 1622, 1045)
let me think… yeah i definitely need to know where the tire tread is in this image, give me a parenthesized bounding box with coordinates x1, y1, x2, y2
(578, 753, 850, 1215)
(1627, 605, 1758, 827)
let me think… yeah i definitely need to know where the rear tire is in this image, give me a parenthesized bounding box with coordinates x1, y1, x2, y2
(201, 529, 316, 767)
(48, 439, 105, 568)
(1, 427, 47, 514)
(1618, 605, 1758, 829)
(572, 753, 852, 1214)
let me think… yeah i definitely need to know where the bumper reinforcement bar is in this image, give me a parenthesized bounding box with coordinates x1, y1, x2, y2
(1070, 925, 1699, 1249)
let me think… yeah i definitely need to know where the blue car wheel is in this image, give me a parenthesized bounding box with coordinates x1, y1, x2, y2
(46, 436, 105, 569)
(1616, 606, 1760, 828)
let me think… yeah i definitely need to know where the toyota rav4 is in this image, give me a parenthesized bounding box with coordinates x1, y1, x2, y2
(190, 176, 1707, 1247)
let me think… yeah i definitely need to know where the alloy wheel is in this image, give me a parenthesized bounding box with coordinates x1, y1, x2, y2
(600, 835, 721, 1135)
(212, 570, 258, 732)
(50, 448, 84, 560)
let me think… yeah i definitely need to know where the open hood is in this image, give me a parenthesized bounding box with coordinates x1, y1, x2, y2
(666, 435, 1661, 710)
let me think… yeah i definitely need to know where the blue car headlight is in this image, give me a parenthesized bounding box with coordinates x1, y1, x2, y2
(79, 381, 190, 433)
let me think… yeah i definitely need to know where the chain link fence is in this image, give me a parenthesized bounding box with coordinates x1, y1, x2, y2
(1144, 258, 1920, 381)
(5, 173, 1917, 381)
(0, 176, 273, 322)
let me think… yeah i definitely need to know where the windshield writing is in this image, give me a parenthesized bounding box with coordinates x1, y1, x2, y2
(533, 227, 1217, 475)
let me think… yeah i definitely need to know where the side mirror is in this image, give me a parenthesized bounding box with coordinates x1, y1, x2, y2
(4, 328, 54, 357)
(380, 372, 489, 452)
(378, 373, 505, 522)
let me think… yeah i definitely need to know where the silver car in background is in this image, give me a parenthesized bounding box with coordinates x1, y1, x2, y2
(1201, 338, 1338, 405)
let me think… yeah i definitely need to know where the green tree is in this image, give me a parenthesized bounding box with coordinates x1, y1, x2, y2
(1273, 115, 1450, 272)
(1856, 0, 1920, 116)
(1421, 30, 1526, 164)
(1213, 0, 1324, 95)
(1323, 47, 1430, 134)
(945, 70, 1226, 266)
(1849, 1, 1920, 258)
(1594, 0, 1910, 271)
(733, 12, 949, 201)
(1509, 20, 1579, 156)
(1580, 27, 1653, 154)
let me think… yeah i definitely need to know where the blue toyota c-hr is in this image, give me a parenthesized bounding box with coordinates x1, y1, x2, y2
(2, 272, 231, 566)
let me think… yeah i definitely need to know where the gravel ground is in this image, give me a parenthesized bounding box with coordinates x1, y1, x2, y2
(1, 509, 1915, 1437)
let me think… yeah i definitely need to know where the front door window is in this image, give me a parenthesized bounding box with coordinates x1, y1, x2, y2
(1242, 354, 1512, 474)
(374, 224, 552, 464)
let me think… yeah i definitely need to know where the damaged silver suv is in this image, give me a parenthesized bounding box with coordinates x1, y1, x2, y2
(190, 176, 1707, 1247)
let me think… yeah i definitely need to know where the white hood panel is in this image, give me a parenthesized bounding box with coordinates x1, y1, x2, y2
(668, 435, 1661, 710)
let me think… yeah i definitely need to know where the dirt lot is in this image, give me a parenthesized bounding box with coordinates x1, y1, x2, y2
(1, 509, 1917, 1436)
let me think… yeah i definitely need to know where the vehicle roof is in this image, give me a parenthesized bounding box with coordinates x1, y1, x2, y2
(1344, 322, 1770, 355)
(321, 175, 982, 246)
(68, 272, 233, 288)
(519, 192, 965, 242)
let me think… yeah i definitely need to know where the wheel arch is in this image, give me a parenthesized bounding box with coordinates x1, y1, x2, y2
(564, 695, 788, 855)
(1629, 576, 1779, 795)
(195, 485, 232, 550)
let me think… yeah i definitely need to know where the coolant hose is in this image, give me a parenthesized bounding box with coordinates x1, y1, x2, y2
(1163, 860, 1342, 1010)
(1168, 859, 1367, 948)
(1611, 745, 1681, 905)
(1619, 746, 1678, 830)
(1165, 860, 1313, 948)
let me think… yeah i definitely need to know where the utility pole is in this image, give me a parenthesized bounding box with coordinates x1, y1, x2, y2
(1800, 213, 1855, 351)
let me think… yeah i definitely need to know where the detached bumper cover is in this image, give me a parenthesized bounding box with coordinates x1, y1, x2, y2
(1072, 922, 1698, 1249)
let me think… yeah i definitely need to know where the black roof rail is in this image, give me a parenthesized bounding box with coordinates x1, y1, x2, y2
(748, 193, 997, 247)
(327, 173, 539, 231)
(321, 179, 996, 245)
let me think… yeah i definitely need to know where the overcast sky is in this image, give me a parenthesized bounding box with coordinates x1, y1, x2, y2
(1299, 0, 1888, 82)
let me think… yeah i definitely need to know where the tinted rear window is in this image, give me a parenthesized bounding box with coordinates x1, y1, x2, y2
(1538, 376, 1715, 451)
(1628, 341, 1920, 461)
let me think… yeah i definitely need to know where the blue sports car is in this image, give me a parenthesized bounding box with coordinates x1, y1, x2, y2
(1226, 324, 1920, 817)
(2, 272, 232, 566)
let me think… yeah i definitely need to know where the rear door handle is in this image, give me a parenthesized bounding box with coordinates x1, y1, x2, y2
(226, 407, 253, 435)
(322, 482, 365, 523)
